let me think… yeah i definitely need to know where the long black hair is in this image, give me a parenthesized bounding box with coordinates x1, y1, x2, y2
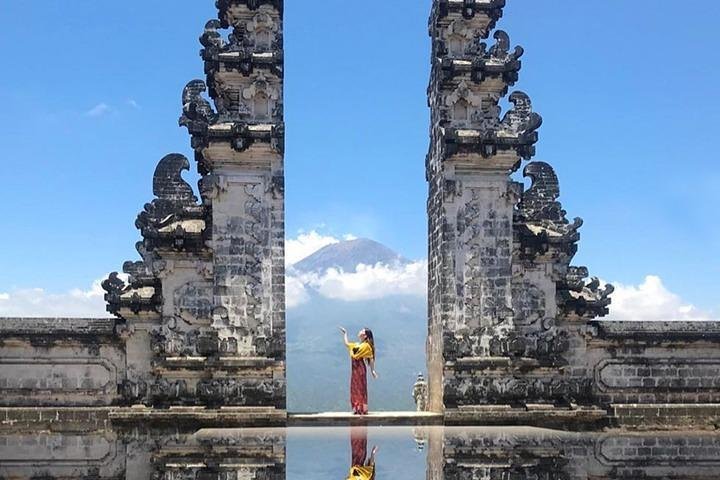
(364, 328, 375, 360)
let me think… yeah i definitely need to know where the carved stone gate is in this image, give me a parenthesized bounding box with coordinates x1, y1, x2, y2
(1, 0, 720, 428)
(425, 0, 720, 425)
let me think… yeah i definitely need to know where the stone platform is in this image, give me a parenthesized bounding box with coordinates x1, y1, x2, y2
(4, 406, 720, 431)
(0, 407, 287, 431)
(444, 405, 609, 430)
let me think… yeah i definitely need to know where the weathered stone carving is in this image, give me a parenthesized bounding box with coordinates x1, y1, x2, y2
(440, 92, 542, 160)
(426, 0, 610, 413)
(558, 270, 614, 320)
(515, 162, 582, 260)
(216, 0, 284, 24)
(432, 0, 506, 31)
(101, 0, 285, 409)
(440, 30, 524, 85)
(180, 80, 217, 129)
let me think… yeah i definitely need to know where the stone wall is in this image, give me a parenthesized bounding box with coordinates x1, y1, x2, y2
(0, 318, 124, 407)
(439, 319, 720, 427)
(586, 321, 720, 407)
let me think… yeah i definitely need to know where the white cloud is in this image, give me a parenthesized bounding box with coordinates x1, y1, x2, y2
(297, 260, 428, 302)
(127, 99, 141, 109)
(606, 275, 712, 321)
(285, 275, 310, 308)
(286, 231, 341, 266)
(85, 103, 112, 117)
(0, 279, 111, 318)
(284, 231, 428, 307)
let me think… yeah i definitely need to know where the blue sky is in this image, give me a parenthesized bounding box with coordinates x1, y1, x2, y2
(0, 0, 718, 315)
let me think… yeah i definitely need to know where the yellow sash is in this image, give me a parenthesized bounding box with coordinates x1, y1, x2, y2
(348, 341, 373, 360)
(347, 465, 374, 480)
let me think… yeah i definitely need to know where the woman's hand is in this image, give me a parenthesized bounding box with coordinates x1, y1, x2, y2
(339, 327, 351, 347)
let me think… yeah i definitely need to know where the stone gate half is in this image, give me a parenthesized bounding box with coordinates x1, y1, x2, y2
(0, 0, 286, 417)
(103, 0, 287, 409)
(425, 0, 720, 426)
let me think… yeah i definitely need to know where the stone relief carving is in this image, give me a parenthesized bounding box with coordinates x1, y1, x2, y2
(197, 377, 283, 407)
(433, 0, 506, 35)
(445, 81, 484, 126)
(121, 377, 188, 405)
(242, 73, 280, 120)
(516, 161, 582, 260)
(514, 161, 613, 320)
(457, 190, 514, 348)
(447, 374, 594, 406)
(498, 92, 542, 149)
(217, 0, 284, 25)
(558, 271, 614, 320)
(180, 80, 218, 130)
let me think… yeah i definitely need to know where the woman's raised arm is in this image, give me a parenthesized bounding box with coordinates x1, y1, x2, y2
(338, 326, 351, 347)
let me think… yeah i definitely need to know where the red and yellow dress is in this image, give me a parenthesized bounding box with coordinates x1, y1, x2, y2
(347, 341, 374, 415)
(348, 427, 375, 480)
(347, 465, 375, 480)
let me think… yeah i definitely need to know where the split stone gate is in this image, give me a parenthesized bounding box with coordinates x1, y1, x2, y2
(1, 0, 720, 428)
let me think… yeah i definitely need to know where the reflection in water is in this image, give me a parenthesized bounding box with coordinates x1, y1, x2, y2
(426, 427, 720, 480)
(2, 425, 720, 478)
(348, 427, 376, 480)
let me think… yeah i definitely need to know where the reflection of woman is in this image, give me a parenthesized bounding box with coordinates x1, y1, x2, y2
(348, 426, 377, 480)
(339, 327, 378, 415)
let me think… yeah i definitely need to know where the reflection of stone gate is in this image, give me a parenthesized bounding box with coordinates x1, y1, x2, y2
(1, 0, 720, 429)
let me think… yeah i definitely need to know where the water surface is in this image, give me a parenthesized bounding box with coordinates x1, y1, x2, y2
(2, 425, 720, 478)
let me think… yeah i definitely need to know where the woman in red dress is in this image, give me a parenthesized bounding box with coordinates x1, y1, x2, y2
(348, 426, 378, 480)
(339, 327, 378, 415)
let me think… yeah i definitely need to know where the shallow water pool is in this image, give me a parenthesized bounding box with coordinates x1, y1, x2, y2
(2, 425, 720, 478)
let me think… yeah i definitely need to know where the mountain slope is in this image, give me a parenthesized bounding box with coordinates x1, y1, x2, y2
(292, 238, 408, 274)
